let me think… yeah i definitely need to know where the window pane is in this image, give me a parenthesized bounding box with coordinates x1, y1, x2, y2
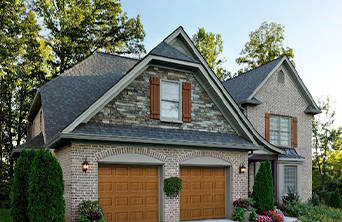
(270, 131, 278, 144)
(161, 101, 179, 118)
(270, 116, 279, 130)
(281, 118, 289, 132)
(284, 166, 296, 194)
(161, 81, 179, 101)
(280, 132, 289, 145)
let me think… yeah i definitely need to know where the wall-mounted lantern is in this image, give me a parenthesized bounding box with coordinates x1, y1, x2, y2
(82, 157, 89, 173)
(239, 163, 246, 174)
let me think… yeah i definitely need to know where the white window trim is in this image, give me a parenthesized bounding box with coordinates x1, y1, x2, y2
(160, 79, 183, 123)
(277, 162, 302, 202)
(270, 115, 292, 147)
(284, 165, 297, 195)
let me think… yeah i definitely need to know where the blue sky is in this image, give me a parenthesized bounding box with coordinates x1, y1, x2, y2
(121, 0, 342, 128)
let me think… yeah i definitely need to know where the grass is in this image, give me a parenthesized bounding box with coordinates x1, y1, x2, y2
(0, 208, 13, 222)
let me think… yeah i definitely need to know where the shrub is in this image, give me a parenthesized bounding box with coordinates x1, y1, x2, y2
(276, 201, 307, 218)
(298, 204, 342, 221)
(249, 208, 258, 221)
(308, 191, 322, 206)
(233, 198, 254, 210)
(10, 149, 36, 222)
(164, 177, 182, 197)
(77, 200, 105, 222)
(282, 188, 300, 204)
(28, 149, 65, 222)
(232, 206, 245, 222)
(328, 188, 342, 208)
(252, 158, 274, 214)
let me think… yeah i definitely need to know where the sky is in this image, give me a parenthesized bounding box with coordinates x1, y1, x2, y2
(121, 0, 342, 129)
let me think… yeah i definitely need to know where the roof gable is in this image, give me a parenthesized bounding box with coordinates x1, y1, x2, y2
(223, 56, 320, 114)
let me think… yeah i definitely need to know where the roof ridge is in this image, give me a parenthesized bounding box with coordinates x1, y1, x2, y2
(95, 51, 140, 61)
(225, 55, 285, 82)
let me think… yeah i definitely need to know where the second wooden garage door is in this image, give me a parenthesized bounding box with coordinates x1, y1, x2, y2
(98, 165, 159, 222)
(180, 166, 226, 221)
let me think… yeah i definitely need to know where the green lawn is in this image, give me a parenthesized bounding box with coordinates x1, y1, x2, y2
(0, 209, 12, 222)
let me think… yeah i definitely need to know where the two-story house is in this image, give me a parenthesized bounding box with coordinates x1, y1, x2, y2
(13, 27, 320, 222)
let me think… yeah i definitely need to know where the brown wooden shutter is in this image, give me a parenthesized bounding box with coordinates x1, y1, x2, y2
(182, 82, 191, 122)
(150, 77, 160, 119)
(265, 113, 270, 142)
(292, 117, 298, 147)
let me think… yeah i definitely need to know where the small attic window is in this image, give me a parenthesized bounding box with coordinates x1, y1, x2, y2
(278, 70, 285, 84)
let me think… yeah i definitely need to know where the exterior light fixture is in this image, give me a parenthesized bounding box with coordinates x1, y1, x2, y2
(82, 157, 89, 173)
(240, 163, 246, 174)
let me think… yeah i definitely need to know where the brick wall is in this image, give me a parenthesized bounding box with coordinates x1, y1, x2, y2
(56, 143, 248, 221)
(245, 64, 313, 201)
(90, 66, 236, 134)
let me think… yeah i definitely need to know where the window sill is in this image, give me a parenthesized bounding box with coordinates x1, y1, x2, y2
(160, 118, 183, 124)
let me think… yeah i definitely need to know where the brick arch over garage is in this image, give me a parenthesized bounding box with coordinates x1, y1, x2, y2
(94, 146, 167, 162)
(177, 150, 233, 165)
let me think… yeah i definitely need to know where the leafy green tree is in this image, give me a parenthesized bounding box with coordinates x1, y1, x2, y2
(192, 28, 230, 80)
(11, 149, 36, 222)
(328, 188, 342, 208)
(28, 149, 65, 222)
(32, 0, 146, 75)
(312, 97, 342, 203)
(252, 159, 274, 214)
(236, 21, 295, 74)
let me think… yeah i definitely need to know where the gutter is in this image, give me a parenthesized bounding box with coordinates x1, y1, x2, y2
(45, 132, 263, 152)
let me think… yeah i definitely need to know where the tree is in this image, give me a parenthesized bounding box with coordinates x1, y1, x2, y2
(236, 21, 295, 74)
(11, 149, 36, 222)
(312, 97, 342, 203)
(32, 0, 146, 75)
(252, 159, 274, 214)
(28, 149, 65, 222)
(328, 188, 342, 208)
(192, 28, 230, 80)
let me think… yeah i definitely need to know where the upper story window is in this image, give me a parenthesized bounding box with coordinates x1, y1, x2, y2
(270, 115, 291, 146)
(150, 76, 191, 123)
(265, 113, 297, 147)
(161, 80, 181, 120)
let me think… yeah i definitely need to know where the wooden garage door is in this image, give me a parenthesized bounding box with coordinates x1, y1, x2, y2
(98, 165, 159, 222)
(180, 166, 226, 221)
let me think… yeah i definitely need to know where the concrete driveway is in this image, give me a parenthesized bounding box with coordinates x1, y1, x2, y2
(182, 216, 298, 222)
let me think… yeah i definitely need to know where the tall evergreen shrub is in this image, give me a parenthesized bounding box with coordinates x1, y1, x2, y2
(252, 158, 274, 214)
(328, 188, 342, 208)
(28, 149, 65, 222)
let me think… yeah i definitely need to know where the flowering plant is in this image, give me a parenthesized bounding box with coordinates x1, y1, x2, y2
(256, 208, 284, 222)
(256, 215, 273, 222)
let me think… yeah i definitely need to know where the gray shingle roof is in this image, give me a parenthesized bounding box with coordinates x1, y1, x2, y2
(72, 123, 255, 147)
(16, 132, 44, 150)
(40, 52, 138, 142)
(223, 57, 284, 103)
(278, 147, 304, 159)
(150, 42, 199, 63)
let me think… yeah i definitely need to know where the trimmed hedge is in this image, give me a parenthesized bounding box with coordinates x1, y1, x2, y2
(28, 149, 65, 222)
(328, 188, 342, 208)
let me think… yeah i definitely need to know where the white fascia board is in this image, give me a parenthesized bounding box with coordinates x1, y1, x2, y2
(278, 157, 305, 163)
(62, 57, 152, 133)
(247, 57, 285, 101)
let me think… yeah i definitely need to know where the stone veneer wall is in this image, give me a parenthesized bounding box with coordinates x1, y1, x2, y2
(245, 64, 313, 201)
(90, 66, 236, 134)
(55, 143, 249, 222)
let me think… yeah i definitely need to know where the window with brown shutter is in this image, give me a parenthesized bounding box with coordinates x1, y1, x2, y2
(182, 82, 191, 122)
(292, 117, 298, 147)
(265, 113, 270, 142)
(150, 77, 160, 119)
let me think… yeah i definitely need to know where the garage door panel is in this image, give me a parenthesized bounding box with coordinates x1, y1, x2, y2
(180, 166, 225, 221)
(99, 165, 159, 222)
